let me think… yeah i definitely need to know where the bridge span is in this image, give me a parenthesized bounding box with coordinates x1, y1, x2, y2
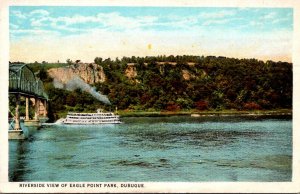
(9, 64, 49, 139)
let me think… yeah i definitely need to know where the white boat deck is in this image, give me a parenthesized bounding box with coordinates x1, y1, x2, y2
(63, 109, 122, 125)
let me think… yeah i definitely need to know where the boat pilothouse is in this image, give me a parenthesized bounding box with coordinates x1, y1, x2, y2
(63, 109, 122, 124)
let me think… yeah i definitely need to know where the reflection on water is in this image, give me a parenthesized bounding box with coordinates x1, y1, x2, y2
(199, 154, 292, 171)
(9, 140, 30, 181)
(119, 128, 266, 148)
(9, 116, 292, 182)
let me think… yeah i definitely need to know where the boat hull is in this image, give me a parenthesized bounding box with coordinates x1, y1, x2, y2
(63, 121, 122, 125)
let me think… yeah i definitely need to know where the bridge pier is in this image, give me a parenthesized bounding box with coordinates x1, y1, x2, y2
(9, 94, 25, 140)
(24, 98, 41, 127)
(38, 99, 49, 123)
(8, 130, 26, 139)
(42, 100, 47, 117)
(14, 94, 21, 130)
(24, 97, 48, 126)
(34, 97, 40, 121)
(25, 97, 30, 121)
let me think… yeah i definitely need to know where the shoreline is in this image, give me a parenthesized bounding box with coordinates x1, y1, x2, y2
(117, 109, 292, 117)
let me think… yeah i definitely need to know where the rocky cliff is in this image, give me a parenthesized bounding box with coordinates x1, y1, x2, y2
(48, 63, 106, 84)
(124, 62, 197, 81)
(48, 62, 198, 85)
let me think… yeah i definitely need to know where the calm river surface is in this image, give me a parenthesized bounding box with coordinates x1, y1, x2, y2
(9, 115, 292, 182)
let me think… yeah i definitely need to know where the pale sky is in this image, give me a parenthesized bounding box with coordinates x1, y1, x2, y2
(9, 6, 293, 63)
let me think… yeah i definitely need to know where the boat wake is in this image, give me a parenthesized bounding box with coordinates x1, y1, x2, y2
(41, 118, 65, 126)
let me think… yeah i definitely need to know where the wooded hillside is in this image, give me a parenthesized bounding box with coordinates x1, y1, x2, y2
(22, 55, 292, 120)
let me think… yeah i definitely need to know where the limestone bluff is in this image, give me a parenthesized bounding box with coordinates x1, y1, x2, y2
(48, 62, 106, 85)
(47, 61, 197, 86)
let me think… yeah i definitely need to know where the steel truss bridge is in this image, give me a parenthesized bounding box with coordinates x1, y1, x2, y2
(9, 64, 49, 136)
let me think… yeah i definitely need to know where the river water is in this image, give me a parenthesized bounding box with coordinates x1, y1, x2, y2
(9, 115, 292, 182)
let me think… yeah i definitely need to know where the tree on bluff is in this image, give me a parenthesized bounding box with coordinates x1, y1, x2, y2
(92, 55, 292, 111)
(30, 55, 292, 115)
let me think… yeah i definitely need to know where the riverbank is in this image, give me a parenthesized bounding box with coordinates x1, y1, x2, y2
(117, 109, 292, 117)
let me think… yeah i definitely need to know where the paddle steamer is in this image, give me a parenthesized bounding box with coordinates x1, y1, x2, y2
(63, 109, 121, 124)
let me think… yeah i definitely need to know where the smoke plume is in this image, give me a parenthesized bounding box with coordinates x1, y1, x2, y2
(54, 76, 111, 105)
(53, 78, 64, 89)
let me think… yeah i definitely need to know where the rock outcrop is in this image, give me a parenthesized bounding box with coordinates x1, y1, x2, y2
(182, 69, 192, 80)
(125, 63, 137, 79)
(48, 63, 106, 85)
(48, 61, 201, 85)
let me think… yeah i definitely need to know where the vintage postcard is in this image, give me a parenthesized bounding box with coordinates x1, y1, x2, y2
(0, 0, 300, 193)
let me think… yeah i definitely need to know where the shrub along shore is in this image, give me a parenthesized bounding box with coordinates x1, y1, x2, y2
(117, 109, 292, 117)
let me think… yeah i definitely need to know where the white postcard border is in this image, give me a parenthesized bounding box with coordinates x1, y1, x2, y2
(1, 0, 299, 193)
